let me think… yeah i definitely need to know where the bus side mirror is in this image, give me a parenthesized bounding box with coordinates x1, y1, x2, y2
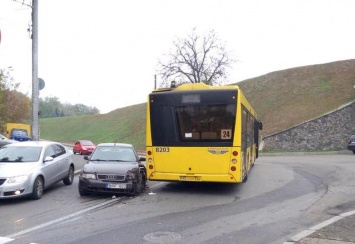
(259, 121, 263, 130)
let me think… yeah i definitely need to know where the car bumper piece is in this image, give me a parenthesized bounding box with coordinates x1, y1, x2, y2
(79, 178, 135, 194)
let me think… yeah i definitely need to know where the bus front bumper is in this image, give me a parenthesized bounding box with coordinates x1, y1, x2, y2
(148, 172, 240, 183)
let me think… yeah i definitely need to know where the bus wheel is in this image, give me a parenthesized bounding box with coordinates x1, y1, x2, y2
(242, 173, 248, 183)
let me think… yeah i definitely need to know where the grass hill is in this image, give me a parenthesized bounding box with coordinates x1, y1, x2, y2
(238, 59, 355, 135)
(40, 59, 355, 150)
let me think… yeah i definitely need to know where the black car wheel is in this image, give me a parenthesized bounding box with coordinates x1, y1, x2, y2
(78, 181, 88, 196)
(32, 176, 44, 200)
(63, 166, 74, 185)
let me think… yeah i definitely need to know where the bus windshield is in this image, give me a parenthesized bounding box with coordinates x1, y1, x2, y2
(176, 104, 235, 141)
(150, 89, 238, 147)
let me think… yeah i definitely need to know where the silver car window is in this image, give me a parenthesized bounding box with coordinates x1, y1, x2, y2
(51, 144, 66, 157)
(44, 146, 56, 158)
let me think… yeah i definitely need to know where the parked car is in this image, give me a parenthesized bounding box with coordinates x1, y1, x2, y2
(78, 143, 146, 196)
(0, 134, 17, 148)
(347, 134, 355, 154)
(0, 141, 75, 200)
(10, 128, 31, 141)
(73, 140, 96, 155)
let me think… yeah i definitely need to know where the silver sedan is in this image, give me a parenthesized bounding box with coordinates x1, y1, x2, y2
(0, 133, 17, 148)
(0, 141, 75, 200)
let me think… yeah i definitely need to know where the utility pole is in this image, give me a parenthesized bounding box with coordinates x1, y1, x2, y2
(31, 0, 39, 140)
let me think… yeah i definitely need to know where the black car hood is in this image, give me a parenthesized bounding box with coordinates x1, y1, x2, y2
(83, 160, 139, 174)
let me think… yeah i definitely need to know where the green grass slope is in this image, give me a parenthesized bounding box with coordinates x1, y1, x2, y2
(238, 59, 355, 135)
(39, 103, 147, 150)
(40, 59, 355, 148)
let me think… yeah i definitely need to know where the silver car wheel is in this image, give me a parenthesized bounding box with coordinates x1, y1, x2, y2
(32, 176, 44, 200)
(63, 166, 74, 185)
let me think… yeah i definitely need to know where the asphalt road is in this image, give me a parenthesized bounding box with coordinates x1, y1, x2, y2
(1, 153, 355, 244)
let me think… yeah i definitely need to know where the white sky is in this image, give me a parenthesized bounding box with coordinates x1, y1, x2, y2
(1, 0, 355, 114)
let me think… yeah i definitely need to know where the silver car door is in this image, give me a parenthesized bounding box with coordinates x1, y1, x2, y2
(52, 144, 69, 181)
(42, 145, 57, 187)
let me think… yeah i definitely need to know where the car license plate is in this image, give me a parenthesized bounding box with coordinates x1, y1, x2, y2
(180, 176, 201, 181)
(106, 183, 126, 189)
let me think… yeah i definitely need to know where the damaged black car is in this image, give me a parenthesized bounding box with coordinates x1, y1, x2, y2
(78, 143, 146, 196)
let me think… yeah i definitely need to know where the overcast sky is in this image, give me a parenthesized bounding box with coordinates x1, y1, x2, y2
(1, 0, 354, 114)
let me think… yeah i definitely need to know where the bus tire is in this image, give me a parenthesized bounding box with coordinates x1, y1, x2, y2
(242, 173, 248, 183)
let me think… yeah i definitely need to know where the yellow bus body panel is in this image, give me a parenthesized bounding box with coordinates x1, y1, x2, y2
(146, 146, 242, 183)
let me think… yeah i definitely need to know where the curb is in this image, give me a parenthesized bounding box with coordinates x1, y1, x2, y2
(259, 150, 352, 156)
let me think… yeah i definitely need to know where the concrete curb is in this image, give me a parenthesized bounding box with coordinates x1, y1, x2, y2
(259, 150, 352, 156)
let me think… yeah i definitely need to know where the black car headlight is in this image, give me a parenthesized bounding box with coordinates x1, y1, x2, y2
(81, 173, 96, 179)
(126, 172, 135, 180)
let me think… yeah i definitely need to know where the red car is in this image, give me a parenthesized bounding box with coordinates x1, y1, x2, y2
(73, 140, 96, 155)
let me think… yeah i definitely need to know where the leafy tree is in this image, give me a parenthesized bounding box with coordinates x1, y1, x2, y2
(39, 96, 62, 118)
(0, 68, 31, 127)
(157, 28, 235, 87)
(1, 69, 99, 124)
(39, 96, 100, 118)
(2, 90, 31, 123)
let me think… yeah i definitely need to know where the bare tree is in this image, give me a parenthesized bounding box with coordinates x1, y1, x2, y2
(157, 29, 235, 87)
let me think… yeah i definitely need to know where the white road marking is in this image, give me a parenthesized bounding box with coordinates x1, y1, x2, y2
(284, 209, 355, 243)
(4, 198, 124, 239)
(0, 237, 14, 244)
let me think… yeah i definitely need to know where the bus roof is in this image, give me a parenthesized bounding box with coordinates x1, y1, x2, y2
(153, 83, 240, 93)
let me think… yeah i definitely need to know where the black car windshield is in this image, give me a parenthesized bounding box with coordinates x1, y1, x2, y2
(0, 146, 42, 162)
(90, 146, 136, 161)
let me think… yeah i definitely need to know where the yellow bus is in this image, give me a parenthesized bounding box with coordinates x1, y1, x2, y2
(146, 83, 262, 183)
